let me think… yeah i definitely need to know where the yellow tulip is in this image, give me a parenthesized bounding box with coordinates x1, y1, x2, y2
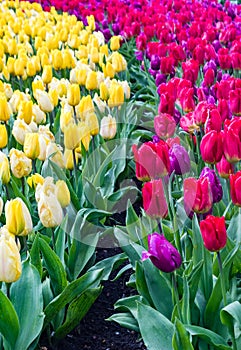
(5, 198, 33, 236)
(76, 69, 87, 86)
(67, 84, 80, 107)
(0, 94, 11, 122)
(36, 90, 54, 113)
(56, 180, 70, 208)
(90, 47, 99, 64)
(85, 112, 99, 136)
(63, 49, 75, 69)
(32, 80, 45, 99)
(49, 89, 58, 107)
(104, 62, 115, 78)
(14, 58, 25, 77)
(37, 192, 63, 228)
(27, 173, 44, 189)
(64, 122, 82, 150)
(64, 149, 78, 170)
(0, 227, 21, 283)
(111, 52, 127, 72)
(110, 36, 120, 51)
(17, 100, 33, 125)
(76, 95, 94, 120)
(24, 133, 40, 160)
(46, 142, 65, 168)
(108, 84, 124, 108)
(99, 44, 108, 56)
(85, 71, 98, 90)
(26, 60, 36, 77)
(42, 65, 52, 84)
(7, 57, 15, 75)
(0, 124, 8, 148)
(0, 151, 10, 184)
(100, 82, 109, 101)
(52, 49, 63, 70)
(9, 148, 32, 178)
(79, 122, 91, 151)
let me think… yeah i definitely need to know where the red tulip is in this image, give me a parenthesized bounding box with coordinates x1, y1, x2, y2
(204, 68, 215, 87)
(182, 59, 199, 84)
(200, 216, 227, 252)
(179, 87, 195, 112)
(229, 89, 241, 116)
(200, 130, 223, 164)
(216, 156, 234, 179)
(142, 180, 168, 218)
(230, 171, 241, 206)
(218, 99, 230, 121)
(154, 114, 176, 140)
(158, 92, 175, 115)
(223, 119, 241, 162)
(184, 177, 213, 215)
(132, 140, 170, 181)
(231, 52, 241, 70)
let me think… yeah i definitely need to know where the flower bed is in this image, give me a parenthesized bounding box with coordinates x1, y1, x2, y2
(0, 0, 241, 350)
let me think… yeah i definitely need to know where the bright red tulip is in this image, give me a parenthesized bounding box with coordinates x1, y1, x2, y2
(200, 215, 227, 252)
(200, 130, 223, 164)
(216, 156, 234, 179)
(230, 171, 241, 206)
(229, 89, 241, 116)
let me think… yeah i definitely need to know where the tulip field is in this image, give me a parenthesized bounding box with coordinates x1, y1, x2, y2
(0, 0, 241, 349)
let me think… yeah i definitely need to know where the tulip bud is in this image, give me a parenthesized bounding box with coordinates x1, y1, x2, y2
(142, 233, 182, 272)
(100, 82, 109, 100)
(42, 65, 53, 84)
(36, 90, 54, 113)
(200, 167, 223, 203)
(27, 173, 44, 189)
(5, 198, 33, 236)
(216, 156, 234, 179)
(200, 215, 227, 252)
(0, 94, 11, 122)
(0, 124, 8, 148)
(133, 140, 170, 181)
(108, 84, 124, 108)
(76, 69, 87, 86)
(142, 180, 168, 218)
(85, 71, 98, 90)
(110, 36, 120, 51)
(154, 113, 176, 140)
(111, 52, 127, 72)
(24, 133, 40, 160)
(17, 100, 33, 125)
(37, 193, 63, 228)
(32, 80, 45, 100)
(64, 122, 81, 150)
(184, 177, 213, 215)
(100, 115, 117, 140)
(49, 89, 58, 107)
(56, 180, 70, 208)
(169, 144, 191, 175)
(67, 84, 80, 107)
(0, 151, 10, 184)
(52, 50, 63, 70)
(85, 112, 99, 136)
(104, 62, 115, 78)
(230, 171, 241, 207)
(200, 130, 223, 164)
(9, 148, 32, 178)
(0, 227, 22, 283)
(26, 60, 36, 77)
(14, 58, 25, 77)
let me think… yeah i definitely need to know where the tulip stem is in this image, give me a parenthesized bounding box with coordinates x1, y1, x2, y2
(5, 283, 11, 299)
(173, 214, 182, 260)
(32, 159, 37, 174)
(21, 177, 25, 196)
(51, 228, 56, 251)
(72, 149, 78, 190)
(225, 178, 230, 205)
(5, 185, 10, 200)
(156, 219, 163, 235)
(49, 111, 54, 129)
(217, 251, 227, 306)
(73, 108, 78, 124)
(172, 272, 182, 322)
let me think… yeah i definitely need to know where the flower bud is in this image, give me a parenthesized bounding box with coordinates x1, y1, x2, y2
(24, 133, 40, 160)
(169, 144, 190, 175)
(0, 124, 8, 148)
(64, 122, 81, 150)
(230, 171, 241, 207)
(0, 151, 10, 184)
(200, 130, 223, 164)
(110, 36, 120, 51)
(36, 90, 54, 113)
(142, 233, 182, 272)
(5, 198, 33, 236)
(67, 84, 80, 106)
(27, 173, 44, 189)
(56, 180, 70, 208)
(37, 193, 63, 228)
(17, 100, 33, 125)
(100, 115, 117, 140)
(200, 167, 223, 203)
(85, 71, 98, 90)
(142, 180, 168, 218)
(0, 94, 11, 122)
(85, 112, 99, 136)
(216, 156, 234, 179)
(42, 65, 53, 84)
(0, 227, 22, 283)
(184, 177, 213, 215)
(154, 113, 176, 140)
(10, 148, 32, 178)
(108, 84, 124, 108)
(200, 215, 227, 252)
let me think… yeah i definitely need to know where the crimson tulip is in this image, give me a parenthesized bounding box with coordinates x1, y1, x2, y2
(142, 180, 168, 219)
(216, 156, 234, 179)
(200, 216, 227, 252)
(230, 171, 241, 206)
(229, 89, 241, 116)
(142, 233, 182, 273)
(154, 114, 176, 140)
(200, 130, 223, 164)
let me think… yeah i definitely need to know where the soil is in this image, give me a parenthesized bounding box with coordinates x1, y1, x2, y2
(41, 247, 147, 350)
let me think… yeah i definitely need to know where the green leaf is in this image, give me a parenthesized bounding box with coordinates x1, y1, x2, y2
(114, 295, 144, 319)
(137, 303, 174, 350)
(107, 313, 139, 332)
(10, 260, 44, 350)
(55, 215, 68, 267)
(0, 290, 19, 349)
(142, 259, 173, 319)
(220, 301, 241, 349)
(185, 325, 231, 350)
(54, 287, 102, 340)
(135, 261, 153, 306)
(44, 269, 103, 327)
(30, 234, 42, 277)
(39, 237, 67, 296)
(89, 253, 127, 281)
(172, 318, 194, 350)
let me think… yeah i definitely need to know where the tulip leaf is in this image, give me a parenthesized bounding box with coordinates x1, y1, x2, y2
(0, 290, 20, 350)
(137, 302, 174, 350)
(55, 215, 68, 267)
(107, 313, 140, 332)
(172, 318, 194, 350)
(10, 259, 44, 350)
(114, 295, 144, 319)
(184, 325, 232, 350)
(135, 261, 153, 306)
(30, 234, 42, 277)
(54, 287, 102, 340)
(44, 268, 104, 327)
(89, 252, 127, 281)
(220, 301, 241, 349)
(142, 258, 173, 319)
(126, 200, 143, 242)
(39, 237, 67, 296)
(10, 178, 32, 213)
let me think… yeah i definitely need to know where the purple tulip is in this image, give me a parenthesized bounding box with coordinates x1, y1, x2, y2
(150, 55, 160, 70)
(169, 144, 191, 175)
(200, 167, 223, 203)
(155, 73, 167, 86)
(207, 95, 216, 104)
(135, 50, 144, 61)
(112, 23, 120, 35)
(142, 233, 182, 273)
(203, 60, 217, 75)
(174, 109, 181, 124)
(103, 29, 112, 41)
